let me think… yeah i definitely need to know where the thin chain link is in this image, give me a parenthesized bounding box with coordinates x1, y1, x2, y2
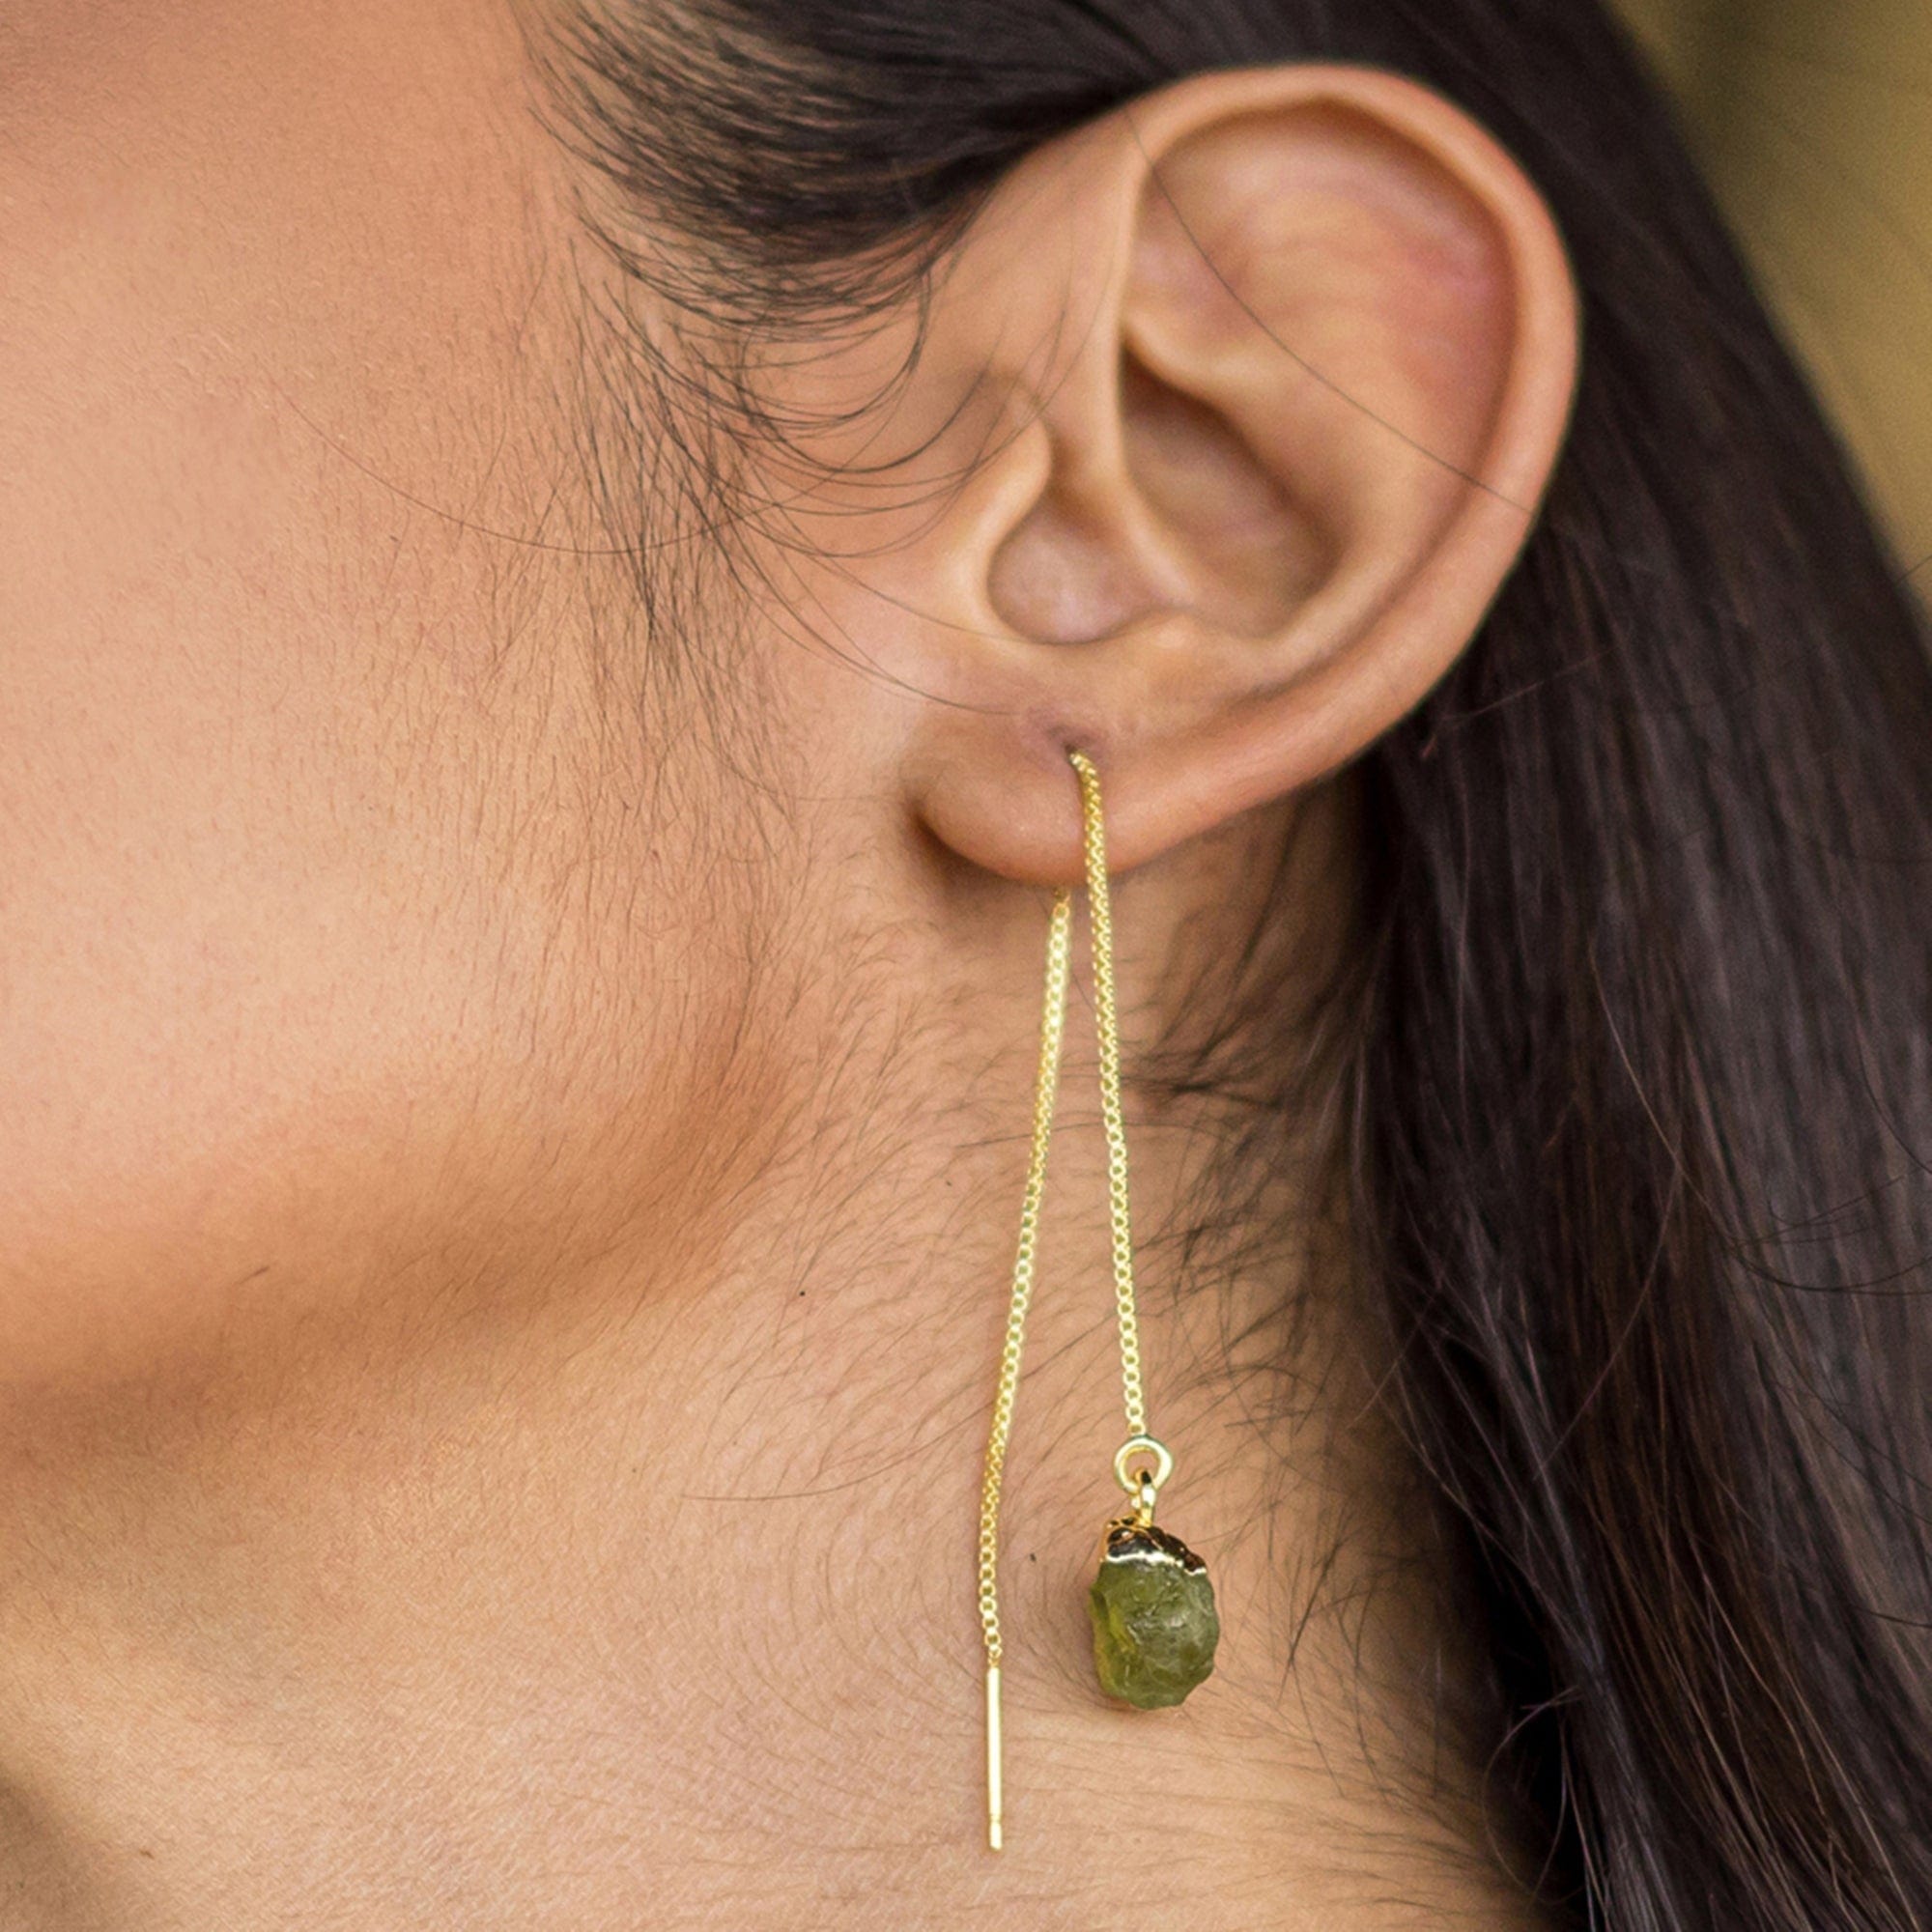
(1069, 750, 1148, 1442)
(976, 750, 1150, 1681)
(977, 887, 1071, 1668)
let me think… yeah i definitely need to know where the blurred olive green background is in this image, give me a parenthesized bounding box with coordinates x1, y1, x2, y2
(1613, 0, 1931, 580)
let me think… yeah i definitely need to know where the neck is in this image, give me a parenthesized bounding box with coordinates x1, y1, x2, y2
(0, 833, 1539, 1929)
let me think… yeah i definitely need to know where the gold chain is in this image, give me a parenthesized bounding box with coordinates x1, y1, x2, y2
(1070, 750, 1149, 1442)
(977, 749, 1153, 1851)
(975, 884, 1071, 1676)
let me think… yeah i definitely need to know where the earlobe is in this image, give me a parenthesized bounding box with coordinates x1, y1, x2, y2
(896, 65, 1579, 883)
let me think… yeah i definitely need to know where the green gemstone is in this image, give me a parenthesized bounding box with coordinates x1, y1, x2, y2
(1087, 1520, 1219, 1709)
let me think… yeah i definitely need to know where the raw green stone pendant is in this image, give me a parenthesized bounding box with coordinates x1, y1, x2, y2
(1088, 1518, 1220, 1709)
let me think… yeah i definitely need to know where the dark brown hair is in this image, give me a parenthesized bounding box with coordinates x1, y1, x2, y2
(545, 2, 1932, 1922)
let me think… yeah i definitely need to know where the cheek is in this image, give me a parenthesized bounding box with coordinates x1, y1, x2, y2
(0, 469, 776, 1391)
(0, 0, 763, 1387)
(0, 409, 560, 1382)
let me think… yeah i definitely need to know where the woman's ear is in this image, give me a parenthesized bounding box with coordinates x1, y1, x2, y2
(821, 64, 1577, 881)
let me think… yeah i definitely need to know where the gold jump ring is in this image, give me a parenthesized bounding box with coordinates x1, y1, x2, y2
(1113, 1434, 1174, 1495)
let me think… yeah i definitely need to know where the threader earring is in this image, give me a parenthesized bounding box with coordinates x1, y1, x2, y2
(976, 748, 1220, 1852)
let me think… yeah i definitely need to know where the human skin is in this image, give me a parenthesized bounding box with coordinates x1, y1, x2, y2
(0, 2, 1575, 1925)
